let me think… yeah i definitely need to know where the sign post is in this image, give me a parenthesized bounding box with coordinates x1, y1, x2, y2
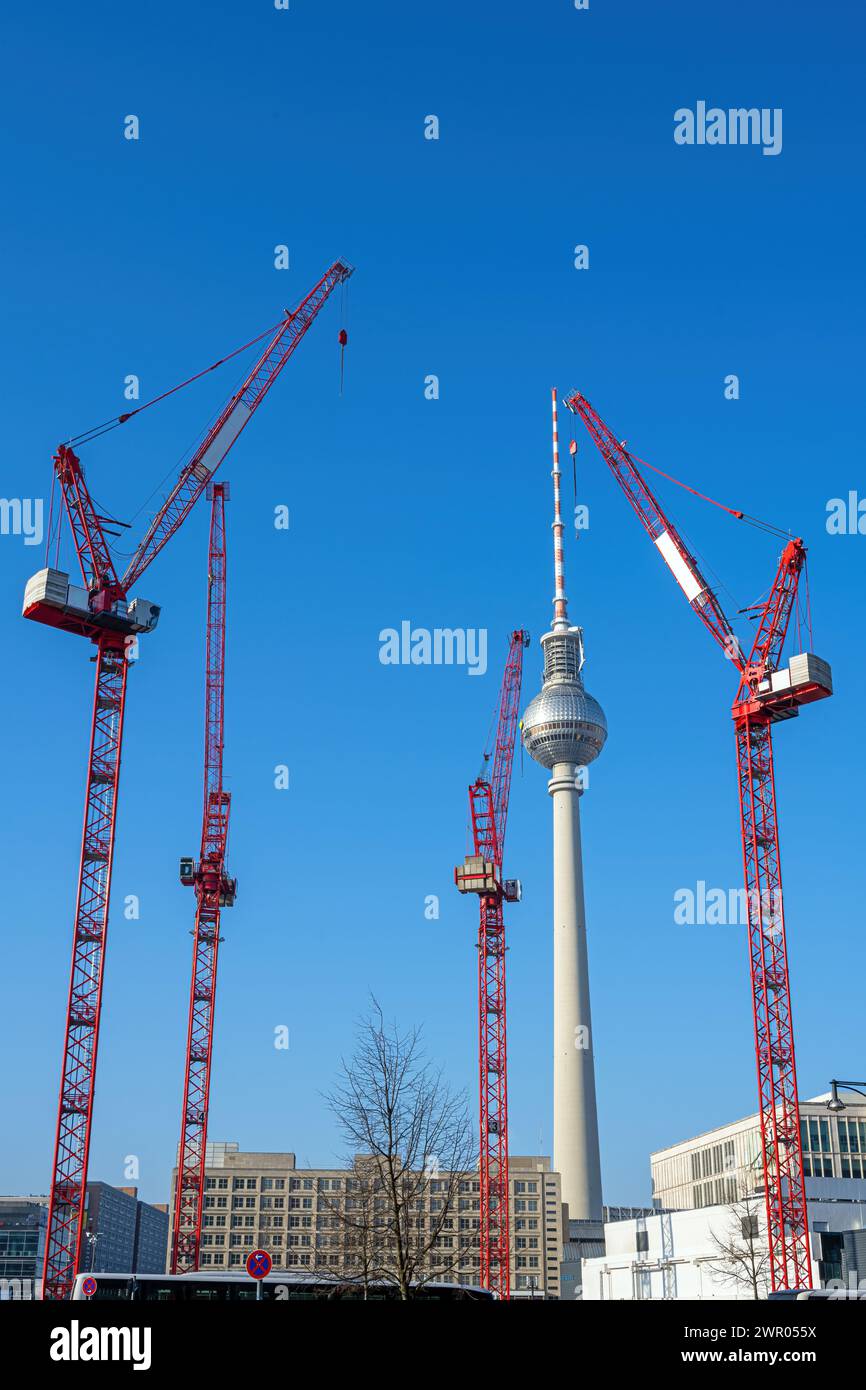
(246, 1248, 272, 1302)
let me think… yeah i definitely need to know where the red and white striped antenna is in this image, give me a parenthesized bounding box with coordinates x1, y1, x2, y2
(551, 387, 569, 631)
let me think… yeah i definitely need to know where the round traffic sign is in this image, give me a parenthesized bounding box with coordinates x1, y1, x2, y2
(246, 1249, 272, 1280)
(82, 1277, 97, 1298)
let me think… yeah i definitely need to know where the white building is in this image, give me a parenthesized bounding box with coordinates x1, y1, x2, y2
(651, 1093, 866, 1211)
(583, 1091, 866, 1299)
(582, 1195, 866, 1300)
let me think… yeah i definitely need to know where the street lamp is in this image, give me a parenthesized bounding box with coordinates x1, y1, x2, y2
(827, 1080, 866, 1113)
(83, 1228, 101, 1273)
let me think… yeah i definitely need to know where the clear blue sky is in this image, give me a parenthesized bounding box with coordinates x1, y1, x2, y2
(2, 1, 864, 1207)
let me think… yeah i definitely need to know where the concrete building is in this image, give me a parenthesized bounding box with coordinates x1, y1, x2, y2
(521, 389, 607, 1225)
(82, 1183, 169, 1275)
(1, 1184, 168, 1291)
(651, 1092, 866, 1211)
(169, 1143, 564, 1297)
(119, 1188, 171, 1274)
(0, 1198, 47, 1297)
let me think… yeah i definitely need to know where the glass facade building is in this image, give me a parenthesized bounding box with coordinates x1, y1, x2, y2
(0, 1198, 47, 1297)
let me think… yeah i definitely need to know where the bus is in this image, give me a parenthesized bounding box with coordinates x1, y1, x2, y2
(70, 1271, 497, 1302)
(768, 1287, 866, 1300)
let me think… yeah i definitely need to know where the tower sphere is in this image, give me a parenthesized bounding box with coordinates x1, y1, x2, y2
(521, 628, 607, 770)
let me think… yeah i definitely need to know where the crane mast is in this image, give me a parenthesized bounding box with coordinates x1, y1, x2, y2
(41, 630, 129, 1302)
(456, 629, 529, 1299)
(171, 481, 234, 1274)
(564, 390, 832, 1291)
(27, 261, 352, 1299)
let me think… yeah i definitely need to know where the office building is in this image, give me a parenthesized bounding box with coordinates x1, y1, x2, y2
(169, 1143, 563, 1297)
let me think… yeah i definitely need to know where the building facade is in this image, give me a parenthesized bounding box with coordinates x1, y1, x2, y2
(582, 1195, 866, 1299)
(120, 1188, 171, 1274)
(651, 1093, 866, 1211)
(580, 1092, 866, 1299)
(560, 1207, 655, 1300)
(169, 1144, 564, 1297)
(0, 1198, 47, 1297)
(82, 1183, 169, 1275)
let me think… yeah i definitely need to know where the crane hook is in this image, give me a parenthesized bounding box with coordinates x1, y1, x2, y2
(338, 329, 348, 395)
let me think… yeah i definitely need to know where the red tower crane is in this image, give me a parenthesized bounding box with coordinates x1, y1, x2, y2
(170, 481, 234, 1274)
(455, 629, 529, 1300)
(564, 389, 832, 1291)
(25, 260, 353, 1299)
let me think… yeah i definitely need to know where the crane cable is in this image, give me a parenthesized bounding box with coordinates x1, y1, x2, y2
(571, 434, 789, 540)
(572, 435, 790, 647)
(61, 315, 289, 449)
(627, 450, 790, 540)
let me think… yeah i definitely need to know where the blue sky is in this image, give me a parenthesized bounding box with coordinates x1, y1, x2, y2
(2, 1, 864, 1207)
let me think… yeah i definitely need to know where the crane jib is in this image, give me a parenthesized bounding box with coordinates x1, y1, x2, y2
(194, 401, 251, 478)
(654, 530, 706, 604)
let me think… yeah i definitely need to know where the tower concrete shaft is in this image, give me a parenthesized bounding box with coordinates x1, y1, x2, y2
(550, 763, 603, 1220)
(520, 388, 607, 1223)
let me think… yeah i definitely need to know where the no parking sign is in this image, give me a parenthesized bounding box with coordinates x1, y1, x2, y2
(246, 1249, 272, 1298)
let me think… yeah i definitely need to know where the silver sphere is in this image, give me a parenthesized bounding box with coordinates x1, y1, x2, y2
(521, 680, 608, 770)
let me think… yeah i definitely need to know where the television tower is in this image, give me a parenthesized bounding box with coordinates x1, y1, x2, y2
(520, 389, 607, 1221)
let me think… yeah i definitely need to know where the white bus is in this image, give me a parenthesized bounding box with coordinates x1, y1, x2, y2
(70, 1271, 496, 1302)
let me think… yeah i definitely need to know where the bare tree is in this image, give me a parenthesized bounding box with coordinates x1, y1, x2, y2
(324, 999, 476, 1299)
(315, 1157, 386, 1298)
(705, 1187, 771, 1299)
